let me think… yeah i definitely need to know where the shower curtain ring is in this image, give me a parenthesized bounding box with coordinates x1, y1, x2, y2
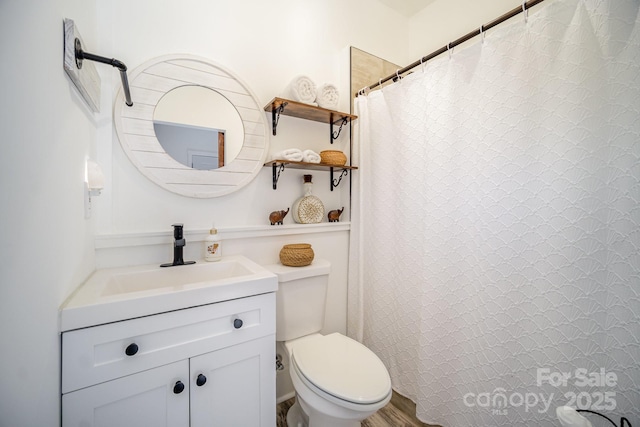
(447, 42, 453, 58)
(479, 25, 485, 43)
(395, 69, 401, 82)
(522, 1, 529, 23)
(420, 57, 425, 73)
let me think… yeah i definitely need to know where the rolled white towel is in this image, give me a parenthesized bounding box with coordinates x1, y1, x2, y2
(315, 83, 339, 109)
(556, 407, 592, 427)
(302, 149, 321, 164)
(272, 148, 303, 162)
(285, 76, 317, 105)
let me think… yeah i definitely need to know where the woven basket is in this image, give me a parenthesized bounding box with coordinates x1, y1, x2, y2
(279, 243, 314, 267)
(320, 150, 347, 166)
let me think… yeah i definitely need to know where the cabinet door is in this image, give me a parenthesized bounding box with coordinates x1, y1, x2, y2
(62, 360, 189, 427)
(190, 334, 276, 427)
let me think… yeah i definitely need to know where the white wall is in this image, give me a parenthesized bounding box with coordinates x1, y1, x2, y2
(0, 0, 98, 426)
(409, 0, 539, 59)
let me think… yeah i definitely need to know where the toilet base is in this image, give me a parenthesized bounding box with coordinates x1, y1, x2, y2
(287, 394, 363, 427)
(286, 400, 308, 427)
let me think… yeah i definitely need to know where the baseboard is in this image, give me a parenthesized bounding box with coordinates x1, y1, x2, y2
(277, 391, 295, 404)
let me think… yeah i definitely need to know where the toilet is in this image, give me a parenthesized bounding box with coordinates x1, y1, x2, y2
(266, 259, 392, 427)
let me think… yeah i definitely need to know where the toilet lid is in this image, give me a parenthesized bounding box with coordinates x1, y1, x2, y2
(292, 333, 391, 404)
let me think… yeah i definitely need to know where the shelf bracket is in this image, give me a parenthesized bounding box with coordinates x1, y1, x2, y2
(330, 167, 349, 191)
(271, 102, 288, 136)
(330, 117, 349, 143)
(272, 163, 286, 190)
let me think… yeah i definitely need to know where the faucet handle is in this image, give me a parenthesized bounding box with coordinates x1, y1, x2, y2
(160, 223, 194, 267)
(171, 223, 184, 239)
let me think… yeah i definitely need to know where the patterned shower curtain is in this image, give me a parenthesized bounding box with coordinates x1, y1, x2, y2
(349, 0, 640, 425)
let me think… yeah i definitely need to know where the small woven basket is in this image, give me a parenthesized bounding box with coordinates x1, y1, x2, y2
(320, 150, 347, 166)
(279, 243, 314, 267)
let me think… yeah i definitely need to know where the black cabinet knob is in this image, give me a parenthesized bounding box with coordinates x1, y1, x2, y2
(196, 373, 207, 387)
(173, 381, 185, 394)
(125, 343, 139, 356)
(233, 318, 243, 329)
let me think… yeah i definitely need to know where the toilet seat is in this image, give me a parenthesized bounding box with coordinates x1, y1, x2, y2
(291, 333, 391, 405)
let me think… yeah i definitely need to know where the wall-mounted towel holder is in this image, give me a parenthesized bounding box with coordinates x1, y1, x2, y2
(74, 38, 133, 107)
(63, 18, 133, 112)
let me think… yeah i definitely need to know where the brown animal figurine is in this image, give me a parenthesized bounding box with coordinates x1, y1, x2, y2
(269, 208, 289, 225)
(327, 207, 344, 222)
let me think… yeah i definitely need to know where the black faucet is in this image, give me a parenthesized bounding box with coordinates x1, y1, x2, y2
(160, 223, 196, 267)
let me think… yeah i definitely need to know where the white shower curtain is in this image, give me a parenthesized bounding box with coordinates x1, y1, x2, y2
(350, 0, 640, 425)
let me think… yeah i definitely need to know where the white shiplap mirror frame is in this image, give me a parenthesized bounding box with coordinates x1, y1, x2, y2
(114, 54, 268, 198)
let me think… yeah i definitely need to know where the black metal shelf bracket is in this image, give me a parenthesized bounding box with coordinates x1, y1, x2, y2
(271, 102, 288, 136)
(330, 168, 349, 191)
(331, 117, 349, 143)
(271, 163, 286, 190)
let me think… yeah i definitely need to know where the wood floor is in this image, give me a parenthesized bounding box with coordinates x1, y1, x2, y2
(276, 392, 441, 427)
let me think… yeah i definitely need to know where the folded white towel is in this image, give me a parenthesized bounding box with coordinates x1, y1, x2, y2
(286, 76, 317, 105)
(273, 148, 303, 162)
(315, 83, 339, 109)
(556, 407, 592, 427)
(302, 149, 321, 164)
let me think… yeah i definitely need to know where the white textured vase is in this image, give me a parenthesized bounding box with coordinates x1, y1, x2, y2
(292, 174, 324, 224)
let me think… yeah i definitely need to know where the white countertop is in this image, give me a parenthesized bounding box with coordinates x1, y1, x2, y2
(60, 255, 278, 331)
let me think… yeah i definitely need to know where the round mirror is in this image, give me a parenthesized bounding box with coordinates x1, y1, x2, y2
(153, 86, 244, 170)
(114, 55, 269, 198)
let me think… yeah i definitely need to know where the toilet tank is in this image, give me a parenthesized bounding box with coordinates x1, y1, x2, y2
(265, 259, 330, 341)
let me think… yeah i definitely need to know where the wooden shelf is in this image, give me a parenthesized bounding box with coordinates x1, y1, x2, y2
(264, 97, 357, 123)
(264, 160, 358, 171)
(263, 97, 358, 191)
(264, 97, 357, 139)
(264, 160, 357, 191)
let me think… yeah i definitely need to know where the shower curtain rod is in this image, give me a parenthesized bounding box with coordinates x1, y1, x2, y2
(358, 0, 546, 95)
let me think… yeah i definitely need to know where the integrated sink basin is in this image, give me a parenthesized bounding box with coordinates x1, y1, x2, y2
(60, 255, 278, 331)
(101, 260, 254, 296)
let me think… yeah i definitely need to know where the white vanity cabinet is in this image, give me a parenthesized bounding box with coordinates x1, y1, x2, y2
(189, 336, 274, 427)
(61, 292, 276, 427)
(62, 360, 190, 427)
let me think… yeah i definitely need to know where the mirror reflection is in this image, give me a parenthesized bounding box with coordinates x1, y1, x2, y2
(153, 86, 244, 170)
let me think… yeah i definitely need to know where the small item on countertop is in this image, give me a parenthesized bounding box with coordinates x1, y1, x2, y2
(204, 224, 222, 262)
